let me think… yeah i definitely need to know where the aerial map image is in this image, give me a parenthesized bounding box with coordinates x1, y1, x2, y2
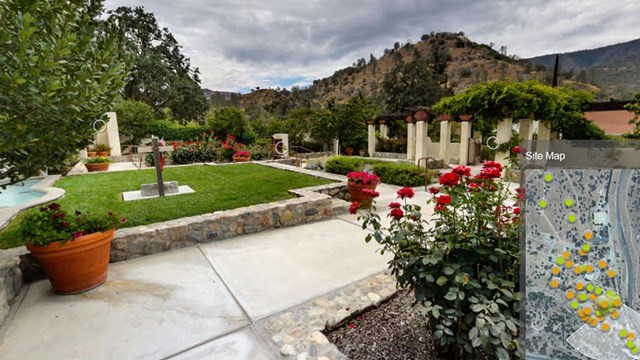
(525, 168, 640, 359)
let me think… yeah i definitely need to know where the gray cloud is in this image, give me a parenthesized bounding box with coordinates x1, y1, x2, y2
(104, 0, 640, 91)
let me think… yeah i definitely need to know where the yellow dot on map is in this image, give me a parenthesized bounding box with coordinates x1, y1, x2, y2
(628, 340, 636, 349)
(552, 267, 561, 275)
(586, 283, 595, 292)
(550, 279, 559, 288)
(595, 287, 604, 295)
(568, 213, 577, 223)
(565, 198, 574, 207)
(556, 257, 565, 265)
(562, 251, 571, 259)
(586, 264, 594, 273)
(578, 293, 588, 302)
(544, 173, 554, 182)
(599, 260, 607, 269)
(608, 270, 616, 278)
(582, 244, 591, 252)
(576, 282, 584, 291)
(571, 301, 580, 310)
(566, 260, 574, 268)
(539, 199, 548, 209)
(633, 347, 639, 355)
(584, 231, 593, 241)
(602, 323, 610, 332)
(621, 329, 629, 338)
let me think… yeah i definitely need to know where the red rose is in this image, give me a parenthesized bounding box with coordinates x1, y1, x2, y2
(482, 161, 503, 171)
(515, 186, 526, 200)
(512, 146, 521, 154)
(452, 165, 471, 177)
(434, 204, 444, 212)
(429, 187, 440, 194)
(476, 166, 501, 179)
(436, 195, 452, 205)
(439, 172, 461, 186)
(388, 202, 401, 209)
(361, 188, 380, 198)
(389, 208, 404, 220)
(513, 207, 520, 215)
(349, 202, 360, 214)
(397, 187, 414, 199)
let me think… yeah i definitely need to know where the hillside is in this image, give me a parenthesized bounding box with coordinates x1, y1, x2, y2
(528, 38, 640, 99)
(238, 32, 548, 113)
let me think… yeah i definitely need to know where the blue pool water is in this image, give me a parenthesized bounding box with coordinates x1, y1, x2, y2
(0, 179, 45, 208)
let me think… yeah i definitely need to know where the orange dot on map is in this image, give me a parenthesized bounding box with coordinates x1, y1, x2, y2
(551, 279, 559, 288)
(579, 249, 587, 256)
(576, 282, 584, 291)
(552, 267, 561, 275)
(602, 323, 611, 332)
(612, 311, 620, 320)
(590, 318, 598, 327)
(614, 299, 622, 308)
(599, 260, 607, 269)
(600, 300, 610, 309)
(584, 231, 593, 241)
(586, 264, 594, 273)
(566, 291, 575, 300)
(563, 251, 571, 259)
(574, 267, 582, 275)
(589, 294, 597, 302)
(608, 270, 616, 278)
(629, 333, 636, 340)
(566, 260, 574, 268)
(584, 307, 593, 315)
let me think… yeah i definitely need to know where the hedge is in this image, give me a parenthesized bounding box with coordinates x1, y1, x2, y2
(149, 120, 209, 141)
(325, 156, 434, 187)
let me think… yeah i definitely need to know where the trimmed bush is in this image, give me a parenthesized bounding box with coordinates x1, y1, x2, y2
(149, 120, 209, 141)
(370, 162, 426, 187)
(325, 156, 365, 175)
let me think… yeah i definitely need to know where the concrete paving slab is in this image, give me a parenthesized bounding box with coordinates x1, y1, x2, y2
(122, 185, 195, 201)
(200, 219, 392, 320)
(0, 247, 249, 360)
(169, 327, 277, 360)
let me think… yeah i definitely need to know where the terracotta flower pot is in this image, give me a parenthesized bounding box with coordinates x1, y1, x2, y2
(87, 151, 97, 157)
(345, 147, 354, 156)
(233, 156, 250, 162)
(359, 149, 366, 157)
(348, 182, 377, 208)
(85, 163, 110, 172)
(97, 151, 110, 157)
(26, 229, 115, 294)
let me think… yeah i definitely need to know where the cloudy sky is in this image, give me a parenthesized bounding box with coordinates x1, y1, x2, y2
(104, 0, 639, 93)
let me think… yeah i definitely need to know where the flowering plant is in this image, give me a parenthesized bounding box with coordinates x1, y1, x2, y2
(346, 171, 380, 186)
(84, 156, 112, 164)
(233, 151, 250, 158)
(353, 161, 521, 359)
(21, 203, 126, 247)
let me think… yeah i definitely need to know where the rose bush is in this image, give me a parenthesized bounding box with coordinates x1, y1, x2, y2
(354, 161, 521, 359)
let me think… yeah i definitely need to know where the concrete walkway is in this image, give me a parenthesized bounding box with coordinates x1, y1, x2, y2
(0, 183, 431, 360)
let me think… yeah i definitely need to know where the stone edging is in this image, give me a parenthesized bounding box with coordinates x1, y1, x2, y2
(255, 271, 397, 360)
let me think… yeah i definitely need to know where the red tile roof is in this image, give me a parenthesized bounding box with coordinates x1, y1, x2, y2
(584, 110, 636, 135)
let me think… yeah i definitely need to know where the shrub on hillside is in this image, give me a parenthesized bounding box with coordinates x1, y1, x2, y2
(149, 120, 208, 141)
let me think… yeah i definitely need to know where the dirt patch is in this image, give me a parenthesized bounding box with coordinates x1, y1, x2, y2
(324, 290, 442, 360)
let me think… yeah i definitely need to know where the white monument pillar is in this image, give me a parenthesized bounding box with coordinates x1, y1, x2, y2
(95, 112, 122, 156)
(438, 116, 451, 162)
(333, 138, 340, 156)
(367, 121, 376, 157)
(406, 116, 415, 160)
(459, 115, 473, 165)
(495, 118, 513, 165)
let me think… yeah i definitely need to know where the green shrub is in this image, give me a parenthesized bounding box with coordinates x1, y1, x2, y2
(371, 162, 425, 187)
(149, 120, 209, 141)
(325, 156, 365, 175)
(247, 144, 272, 160)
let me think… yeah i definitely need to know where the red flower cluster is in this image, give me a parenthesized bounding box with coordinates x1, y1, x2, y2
(429, 187, 440, 195)
(347, 172, 380, 186)
(361, 188, 380, 198)
(436, 195, 452, 205)
(482, 161, 503, 171)
(349, 202, 360, 214)
(512, 146, 522, 154)
(513, 207, 520, 215)
(477, 166, 501, 180)
(396, 187, 414, 199)
(389, 208, 404, 220)
(388, 202, 401, 209)
(515, 186, 526, 200)
(452, 165, 471, 177)
(439, 172, 460, 186)
(234, 151, 250, 158)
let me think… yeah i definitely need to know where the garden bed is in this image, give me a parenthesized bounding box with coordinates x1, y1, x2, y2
(325, 290, 440, 360)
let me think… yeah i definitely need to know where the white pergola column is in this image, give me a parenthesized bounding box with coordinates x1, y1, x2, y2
(406, 116, 415, 160)
(459, 115, 473, 165)
(495, 117, 513, 165)
(438, 116, 451, 162)
(333, 138, 340, 156)
(379, 120, 389, 139)
(367, 121, 376, 157)
(519, 118, 534, 141)
(415, 120, 427, 164)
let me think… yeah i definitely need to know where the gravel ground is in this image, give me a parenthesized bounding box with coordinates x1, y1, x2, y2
(325, 290, 442, 360)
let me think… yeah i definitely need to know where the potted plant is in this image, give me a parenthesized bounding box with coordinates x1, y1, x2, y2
(96, 143, 111, 157)
(232, 150, 251, 162)
(85, 156, 112, 172)
(359, 149, 366, 157)
(346, 171, 380, 208)
(344, 147, 354, 156)
(86, 146, 97, 157)
(21, 203, 126, 294)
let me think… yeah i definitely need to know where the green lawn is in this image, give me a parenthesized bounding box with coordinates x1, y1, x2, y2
(0, 164, 331, 249)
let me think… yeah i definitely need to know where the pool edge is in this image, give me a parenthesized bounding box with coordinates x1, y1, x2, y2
(0, 175, 65, 230)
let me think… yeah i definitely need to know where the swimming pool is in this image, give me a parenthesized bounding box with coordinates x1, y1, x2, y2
(0, 178, 46, 209)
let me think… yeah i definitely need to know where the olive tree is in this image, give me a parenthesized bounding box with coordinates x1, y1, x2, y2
(0, 0, 131, 186)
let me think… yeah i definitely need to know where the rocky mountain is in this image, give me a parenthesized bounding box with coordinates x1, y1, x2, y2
(527, 38, 640, 100)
